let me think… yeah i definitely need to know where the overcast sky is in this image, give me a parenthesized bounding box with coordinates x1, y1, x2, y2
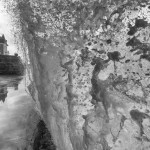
(0, 1, 17, 55)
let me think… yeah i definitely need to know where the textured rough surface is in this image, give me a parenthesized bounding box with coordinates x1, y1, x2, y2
(5, 0, 150, 149)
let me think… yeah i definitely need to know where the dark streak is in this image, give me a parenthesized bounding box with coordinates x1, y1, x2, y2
(130, 109, 150, 137)
(128, 19, 148, 35)
(90, 57, 110, 119)
(100, 137, 111, 150)
(80, 48, 89, 65)
(126, 37, 141, 47)
(125, 59, 130, 63)
(140, 54, 150, 62)
(120, 115, 127, 129)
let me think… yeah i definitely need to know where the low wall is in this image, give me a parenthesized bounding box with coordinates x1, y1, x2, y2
(0, 55, 24, 75)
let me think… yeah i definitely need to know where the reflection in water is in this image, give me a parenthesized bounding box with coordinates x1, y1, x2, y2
(0, 76, 23, 103)
(0, 75, 34, 150)
(0, 86, 7, 102)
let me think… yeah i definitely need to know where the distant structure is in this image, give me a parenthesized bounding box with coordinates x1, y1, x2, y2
(0, 34, 24, 75)
(0, 34, 9, 55)
(0, 86, 8, 102)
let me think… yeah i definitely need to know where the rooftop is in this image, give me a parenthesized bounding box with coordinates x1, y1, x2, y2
(0, 34, 7, 44)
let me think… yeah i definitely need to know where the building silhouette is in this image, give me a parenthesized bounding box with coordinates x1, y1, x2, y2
(0, 34, 9, 55)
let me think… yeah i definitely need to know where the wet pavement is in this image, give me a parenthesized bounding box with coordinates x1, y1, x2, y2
(0, 75, 34, 150)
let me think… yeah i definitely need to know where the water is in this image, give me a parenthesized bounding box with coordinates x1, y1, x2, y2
(0, 75, 34, 150)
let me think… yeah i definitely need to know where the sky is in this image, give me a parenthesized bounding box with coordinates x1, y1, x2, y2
(0, 1, 17, 55)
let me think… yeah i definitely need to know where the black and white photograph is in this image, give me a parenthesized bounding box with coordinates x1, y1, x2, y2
(0, 0, 150, 150)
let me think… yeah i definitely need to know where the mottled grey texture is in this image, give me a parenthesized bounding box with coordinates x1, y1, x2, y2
(6, 0, 150, 149)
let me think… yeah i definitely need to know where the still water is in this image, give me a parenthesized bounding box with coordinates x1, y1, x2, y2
(0, 75, 34, 150)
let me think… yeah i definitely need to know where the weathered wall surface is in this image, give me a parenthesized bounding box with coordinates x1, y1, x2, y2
(23, 25, 73, 150)
(9, 0, 150, 150)
(25, 108, 41, 150)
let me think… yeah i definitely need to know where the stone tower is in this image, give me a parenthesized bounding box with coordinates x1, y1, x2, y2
(0, 34, 8, 55)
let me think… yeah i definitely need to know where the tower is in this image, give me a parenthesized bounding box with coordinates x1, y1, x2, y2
(0, 34, 8, 55)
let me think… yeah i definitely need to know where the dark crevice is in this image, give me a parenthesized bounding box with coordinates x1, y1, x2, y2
(33, 120, 56, 150)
